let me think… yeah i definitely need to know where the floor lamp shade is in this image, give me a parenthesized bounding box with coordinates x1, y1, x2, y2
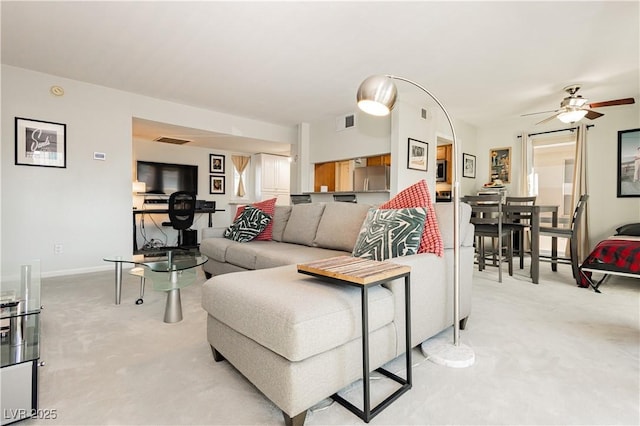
(356, 75, 398, 116)
(355, 74, 475, 368)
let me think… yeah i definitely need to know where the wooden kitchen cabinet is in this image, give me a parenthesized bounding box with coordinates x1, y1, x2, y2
(314, 162, 336, 192)
(366, 154, 391, 166)
(437, 145, 452, 184)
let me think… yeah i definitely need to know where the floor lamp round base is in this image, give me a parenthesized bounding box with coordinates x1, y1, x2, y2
(421, 334, 475, 368)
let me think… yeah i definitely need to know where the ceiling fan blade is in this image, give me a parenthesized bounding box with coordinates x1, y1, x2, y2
(536, 113, 560, 125)
(589, 98, 635, 108)
(521, 109, 558, 117)
(584, 109, 604, 120)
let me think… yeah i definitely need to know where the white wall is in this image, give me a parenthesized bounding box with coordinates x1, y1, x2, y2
(308, 110, 391, 164)
(475, 105, 640, 247)
(304, 100, 479, 200)
(132, 139, 244, 249)
(1, 65, 296, 277)
(390, 101, 435, 195)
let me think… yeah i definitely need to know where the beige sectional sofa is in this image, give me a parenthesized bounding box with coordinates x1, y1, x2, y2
(200, 201, 474, 425)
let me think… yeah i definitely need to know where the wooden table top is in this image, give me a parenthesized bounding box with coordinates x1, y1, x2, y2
(297, 256, 410, 286)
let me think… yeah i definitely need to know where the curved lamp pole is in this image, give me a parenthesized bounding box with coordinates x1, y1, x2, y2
(356, 75, 474, 367)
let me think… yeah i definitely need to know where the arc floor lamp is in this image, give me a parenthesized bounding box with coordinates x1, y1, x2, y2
(356, 75, 475, 367)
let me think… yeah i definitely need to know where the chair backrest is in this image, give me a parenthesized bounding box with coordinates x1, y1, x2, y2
(290, 194, 312, 204)
(168, 191, 196, 230)
(461, 194, 504, 227)
(333, 193, 357, 203)
(505, 196, 536, 224)
(569, 194, 589, 231)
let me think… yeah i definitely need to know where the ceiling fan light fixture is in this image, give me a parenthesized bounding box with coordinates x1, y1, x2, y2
(557, 108, 588, 123)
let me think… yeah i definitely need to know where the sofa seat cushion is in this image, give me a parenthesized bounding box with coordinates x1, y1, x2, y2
(253, 243, 349, 269)
(202, 264, 395, 361)
(200, 237, 237, 263)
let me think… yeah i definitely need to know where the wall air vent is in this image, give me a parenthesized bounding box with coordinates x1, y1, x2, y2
(154, 136, 192, 145)
(336, 113, 356, 131)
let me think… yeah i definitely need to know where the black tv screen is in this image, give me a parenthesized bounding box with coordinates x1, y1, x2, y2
(136, 161, 198, 195)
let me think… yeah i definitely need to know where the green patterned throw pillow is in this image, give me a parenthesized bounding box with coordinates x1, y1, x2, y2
(224, 205, 272, 242)
(352, 207, 427, 261)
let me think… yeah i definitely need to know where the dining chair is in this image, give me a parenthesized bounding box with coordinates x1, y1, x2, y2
(333, 193, 357, 203)
(539, 194, 589, 281)
(504, 196, 536, 269)
(462, 194, 513, 283)
(290, 194, 312, 204)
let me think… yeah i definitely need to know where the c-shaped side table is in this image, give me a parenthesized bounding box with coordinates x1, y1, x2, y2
(297, 256, 412, 423)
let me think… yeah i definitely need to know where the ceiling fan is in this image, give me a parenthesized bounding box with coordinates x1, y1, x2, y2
(523, 85, 635, 125)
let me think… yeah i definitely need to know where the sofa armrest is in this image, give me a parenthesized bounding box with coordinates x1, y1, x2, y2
(202, 227, 226, 239)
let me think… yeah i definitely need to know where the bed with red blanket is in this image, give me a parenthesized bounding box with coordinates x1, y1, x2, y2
(579, 233, 640, 292)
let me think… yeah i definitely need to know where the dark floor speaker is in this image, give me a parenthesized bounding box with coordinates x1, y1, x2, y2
(181, 229, 198, 247)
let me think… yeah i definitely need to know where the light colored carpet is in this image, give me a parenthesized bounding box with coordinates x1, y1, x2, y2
(26, 260, 639, 425)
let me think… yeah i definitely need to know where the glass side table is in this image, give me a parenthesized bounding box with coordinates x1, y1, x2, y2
(1, 260, 43, 425)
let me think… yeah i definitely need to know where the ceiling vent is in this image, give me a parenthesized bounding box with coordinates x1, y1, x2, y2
(154, 136, 192, 145)
(336, 113, 356, 131)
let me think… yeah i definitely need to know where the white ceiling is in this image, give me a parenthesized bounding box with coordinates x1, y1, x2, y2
(2, 1, 639, 154)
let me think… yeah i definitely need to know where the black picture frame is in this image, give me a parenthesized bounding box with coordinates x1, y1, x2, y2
(617, 128, 640, 198)
(463, 153, 476, 178)
(407, 138, 428, 171)
(210, 175, 225, 194)
(210, 154, 225, 174)
(15, 117, 67, 168)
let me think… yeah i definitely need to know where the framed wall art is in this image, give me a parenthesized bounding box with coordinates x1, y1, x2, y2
(210, 175, 225, 194)
(617, 128, 640, 198)
(463, 153, 476, 178)
(210, 154, 225, 174)
(489, 147, 511, 183)
(407, 138, 428, 171)
(15, 117, 66, 168)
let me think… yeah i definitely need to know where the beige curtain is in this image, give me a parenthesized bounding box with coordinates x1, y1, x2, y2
(571, 124, 589, 260)
(231, 155, 250, 197)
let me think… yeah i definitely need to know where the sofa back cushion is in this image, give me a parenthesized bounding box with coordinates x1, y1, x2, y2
(379, 179, 444, 257)
(435, 202, 473, 248)
(224, 205, 272, 242)
(282, 203, 326, 246)
(271, 205, 292, 242)
(233, 198, 277, 240)
(352, 207, 427, 261)
(313, 202, 371, 251)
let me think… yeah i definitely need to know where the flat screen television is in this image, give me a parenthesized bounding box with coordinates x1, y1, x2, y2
(136, 161, 198, 195)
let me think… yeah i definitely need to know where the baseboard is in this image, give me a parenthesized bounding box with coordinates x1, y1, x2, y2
(42, 264, 116, 278)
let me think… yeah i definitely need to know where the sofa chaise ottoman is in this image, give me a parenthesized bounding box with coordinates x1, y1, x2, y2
(201, 200, 475, 425)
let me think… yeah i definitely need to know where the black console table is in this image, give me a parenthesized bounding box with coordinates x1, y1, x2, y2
(132, 208, 224, 252)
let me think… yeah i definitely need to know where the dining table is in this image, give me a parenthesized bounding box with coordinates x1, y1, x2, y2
(501, 204, 559, 284)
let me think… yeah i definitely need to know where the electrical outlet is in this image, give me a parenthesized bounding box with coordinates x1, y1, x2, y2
(54, 243, 63, 255)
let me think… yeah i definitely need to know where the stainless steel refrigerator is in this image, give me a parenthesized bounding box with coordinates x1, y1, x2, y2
(353, 165, 390, 191)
